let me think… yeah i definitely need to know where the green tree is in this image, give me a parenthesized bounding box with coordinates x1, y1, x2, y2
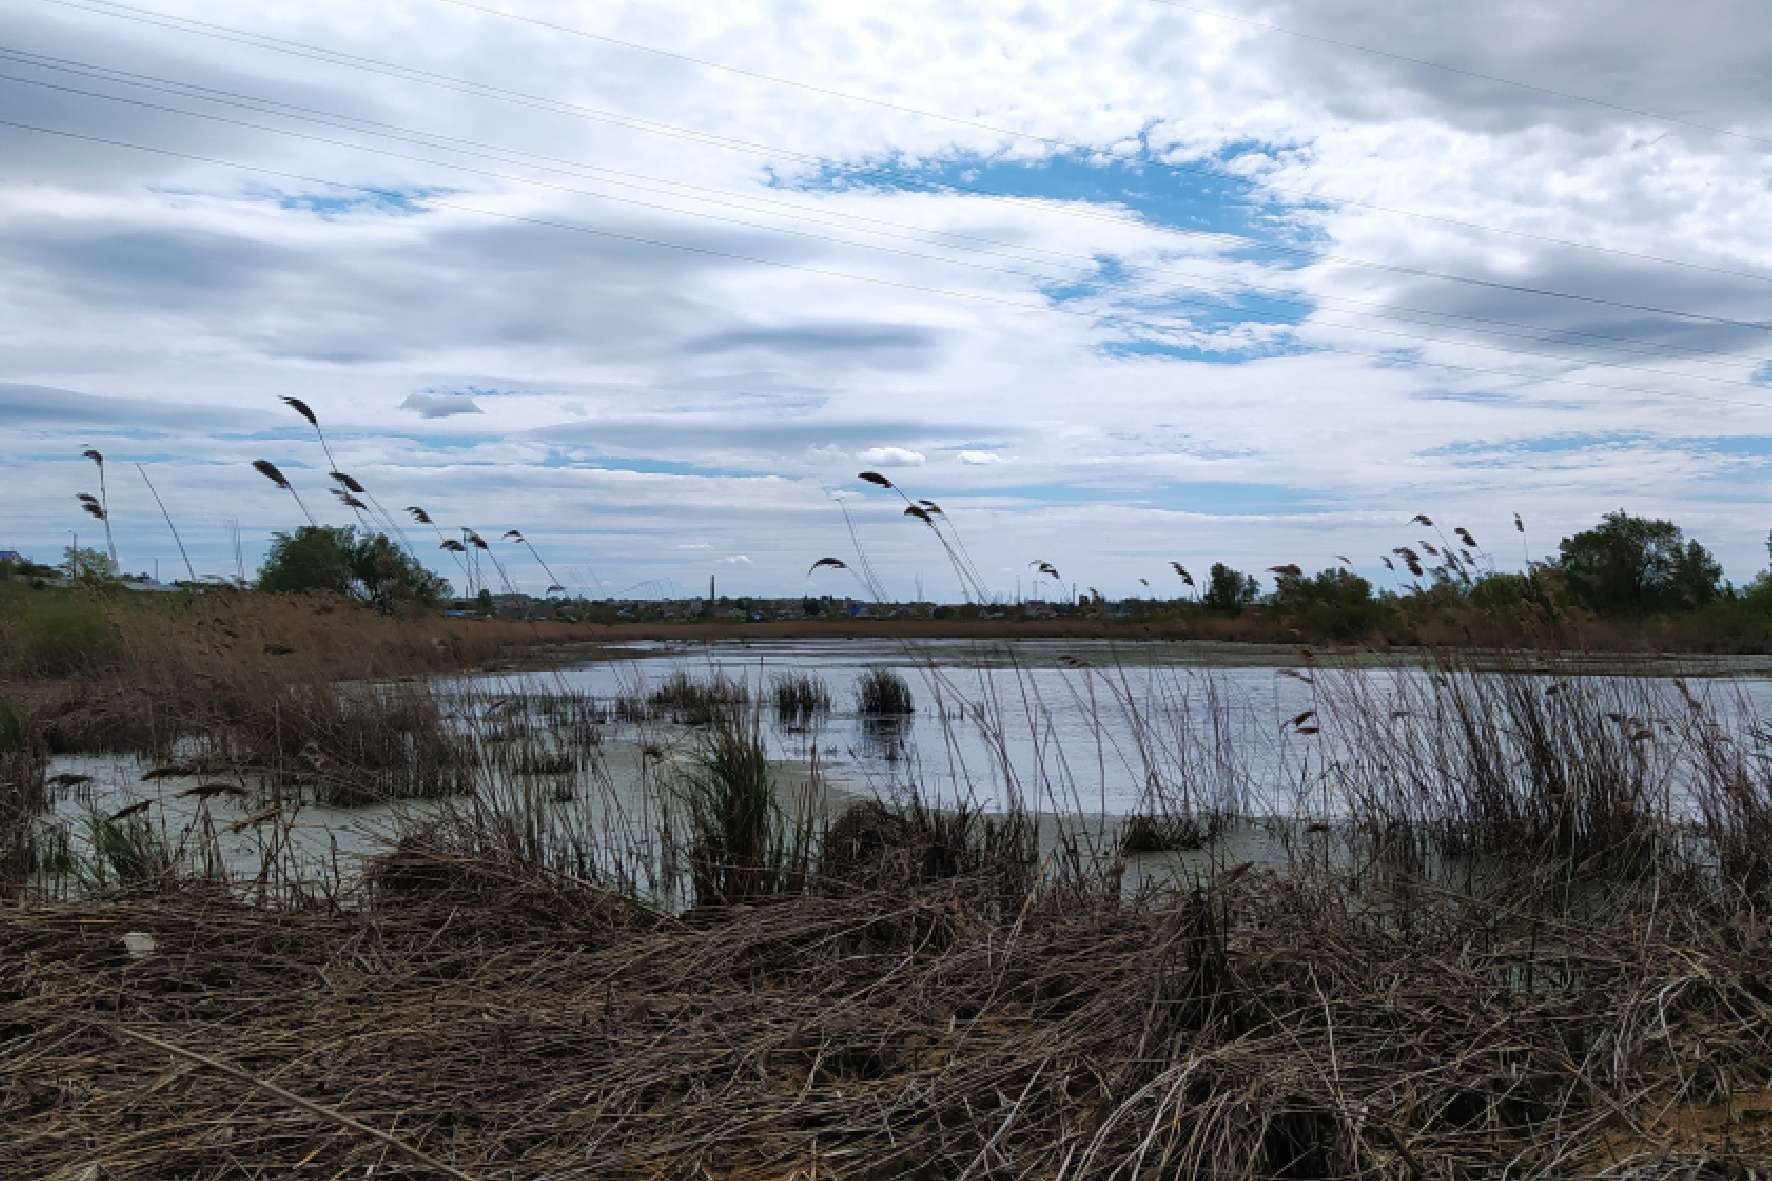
(476, 587, 495, 617)
(1201, 562, 1261, 614)
(1271, 567, 1382, 639)
(1557, 511, 1722, 616)
(63, 545, 119, 586)
(257, 526, 448, 614)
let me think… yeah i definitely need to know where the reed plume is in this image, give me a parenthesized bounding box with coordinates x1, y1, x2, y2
(462, 529, 517, 596)
(856, 472, 989, 602)
(252, 459, 316, 525)
(81, 447, 118, 567)
(503, 529, 568, 597)
(407, 504, 469, 589)
(330, 469, 419, 560)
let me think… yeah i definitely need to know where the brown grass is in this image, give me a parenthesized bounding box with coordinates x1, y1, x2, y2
(5, 854, 1770, 1179)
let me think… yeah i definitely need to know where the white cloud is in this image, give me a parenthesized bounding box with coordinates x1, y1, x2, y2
(857, 447, 926, 467)
(717, 554, 752, 565)
(5, 0, 1771, 595)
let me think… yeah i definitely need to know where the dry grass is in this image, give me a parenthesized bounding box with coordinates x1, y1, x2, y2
(5, 852, 1770, 1180)
(8, 585, 1772, 1177)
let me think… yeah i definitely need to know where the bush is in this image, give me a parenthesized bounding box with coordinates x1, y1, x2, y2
(259, 526, 449, 614)
(1271, 568, 1384, 641)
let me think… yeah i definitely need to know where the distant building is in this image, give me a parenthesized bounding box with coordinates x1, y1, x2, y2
(0, 550, 23, 565)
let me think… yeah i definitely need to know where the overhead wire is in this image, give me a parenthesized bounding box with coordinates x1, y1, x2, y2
(6, 113, 1772, 413)
(9, 70, 1772, 393)
(25, 0, 1772, 329)
(1, 44, 1762, 376)
(421, 0, 1772, 281)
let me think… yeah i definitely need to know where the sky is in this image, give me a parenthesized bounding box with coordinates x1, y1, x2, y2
(4, 0, 1772, 600)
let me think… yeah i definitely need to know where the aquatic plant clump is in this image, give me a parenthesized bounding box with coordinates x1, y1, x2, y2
(1117, 811, 1210, 855)
(770, 672, 832, 728)
(624, 671, 751, 726)
(855, 667, 914, 715)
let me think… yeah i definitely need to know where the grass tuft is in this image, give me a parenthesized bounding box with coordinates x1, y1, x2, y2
(855, 668, 914, 715)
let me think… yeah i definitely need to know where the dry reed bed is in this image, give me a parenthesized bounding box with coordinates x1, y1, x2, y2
(6, 854, 1770, 1180)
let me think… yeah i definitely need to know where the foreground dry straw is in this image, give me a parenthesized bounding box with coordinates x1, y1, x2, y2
(7, 847, 1771, 1180)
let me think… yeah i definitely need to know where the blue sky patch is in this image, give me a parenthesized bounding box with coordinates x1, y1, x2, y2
(272, 186, 451, 218)
(774, 147, 1321, 251)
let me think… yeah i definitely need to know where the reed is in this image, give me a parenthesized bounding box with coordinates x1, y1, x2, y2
(1118, 811, 1209, 855)
(642, 670, 750, 726)
(855, 667, 914, 715)
(81, 447, 119, 568)
(675, 706, 814, 906)
(770, 671, 831, 728)
(0, 697, 46, 895)
(79, 807, 178, 890)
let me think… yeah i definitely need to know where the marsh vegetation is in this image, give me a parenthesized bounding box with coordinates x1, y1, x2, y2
(10, 469, 1772, 1175)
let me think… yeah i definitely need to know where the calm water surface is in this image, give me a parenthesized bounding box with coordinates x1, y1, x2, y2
(474, 638, 1772, 815)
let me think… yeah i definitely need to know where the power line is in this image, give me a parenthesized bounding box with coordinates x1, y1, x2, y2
(1143, 0, 1772, 150)
(417, 0, 1772, 282)
(32, 0, 1772, 300)
(5, 113, 1772, 414)
(5, 51, 1763, 381)
(11, 72, 1772, 394)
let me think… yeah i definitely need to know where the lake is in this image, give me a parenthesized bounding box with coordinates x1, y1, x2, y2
(38, 637, 1772, 894)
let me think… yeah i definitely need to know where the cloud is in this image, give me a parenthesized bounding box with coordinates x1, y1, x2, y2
(400, 392, 485, 419)
(0, 383, 261, 430)
(6, 0, 1772, 593)
(717, 555, 753, 565)
(857, 447, 927, 467)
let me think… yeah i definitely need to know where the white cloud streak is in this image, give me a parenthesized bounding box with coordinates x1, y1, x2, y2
(3, 0, 1770, 595)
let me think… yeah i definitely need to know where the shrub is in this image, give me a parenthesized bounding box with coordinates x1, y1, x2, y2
(259, 526, 449, 614)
